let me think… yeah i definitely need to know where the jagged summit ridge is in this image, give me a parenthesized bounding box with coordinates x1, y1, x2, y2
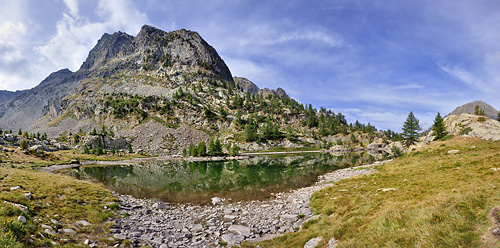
(79, 24, 233, 82)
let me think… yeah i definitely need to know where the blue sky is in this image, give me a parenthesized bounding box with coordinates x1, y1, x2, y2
(1, 0, 500, 131)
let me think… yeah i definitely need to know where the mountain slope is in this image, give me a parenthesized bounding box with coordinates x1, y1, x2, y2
(0, 68, 76, 131)
(0, 90, 23, 104)
(0, 25, 377, 155)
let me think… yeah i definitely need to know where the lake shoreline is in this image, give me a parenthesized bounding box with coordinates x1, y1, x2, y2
(110, 160, 390, 247)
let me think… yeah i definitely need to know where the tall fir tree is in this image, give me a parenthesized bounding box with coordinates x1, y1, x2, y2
(402, 111, 422, 145)
(431, 112, 447, 140)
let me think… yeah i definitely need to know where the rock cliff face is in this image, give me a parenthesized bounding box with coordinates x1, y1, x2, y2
(449, 100, 498, 120)
(443, 114, 500, 141)
(234, 77, 289, 99)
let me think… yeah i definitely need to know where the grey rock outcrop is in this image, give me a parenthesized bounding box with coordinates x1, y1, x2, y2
(234, 77, 289, 99)
(443, 113, 500, 141)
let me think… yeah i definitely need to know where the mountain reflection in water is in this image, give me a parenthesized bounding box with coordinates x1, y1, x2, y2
(68, 153, 378, 205)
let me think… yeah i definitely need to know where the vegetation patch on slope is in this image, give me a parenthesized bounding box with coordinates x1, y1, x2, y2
(0, 166, 118, 247)
(243, 137, 500, 247)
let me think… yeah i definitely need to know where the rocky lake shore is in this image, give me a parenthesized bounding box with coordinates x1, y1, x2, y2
(110, 160, 389, 247)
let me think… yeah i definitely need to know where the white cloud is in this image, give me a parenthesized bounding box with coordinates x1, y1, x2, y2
(35, 0, 149, 72)
(439, 63, 494, 93)
(277, 31, 343, 47)
(63, 0, 79, 17)
(224, 58, 278, 88)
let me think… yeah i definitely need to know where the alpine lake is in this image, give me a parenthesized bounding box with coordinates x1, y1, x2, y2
(64, 152, 385, 205)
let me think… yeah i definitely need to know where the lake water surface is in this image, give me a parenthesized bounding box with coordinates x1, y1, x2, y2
(67, 154, 374, 204)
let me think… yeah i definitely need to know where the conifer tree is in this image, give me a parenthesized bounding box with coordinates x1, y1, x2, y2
(189, 143, 196, 156)
(431, 112, 447, 140)
(402, 111, 421, 145)
(197, 141, 207, 157)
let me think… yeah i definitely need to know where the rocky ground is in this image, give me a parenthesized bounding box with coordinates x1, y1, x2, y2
(111, 160, 389, 247)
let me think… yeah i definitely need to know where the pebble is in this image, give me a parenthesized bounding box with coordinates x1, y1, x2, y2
(113, 161, 387, 247)
(17, 216, 27, 223)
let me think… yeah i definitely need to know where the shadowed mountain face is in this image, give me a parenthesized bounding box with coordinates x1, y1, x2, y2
(0, 90, 24, 104)
(449, 100, 498, 119)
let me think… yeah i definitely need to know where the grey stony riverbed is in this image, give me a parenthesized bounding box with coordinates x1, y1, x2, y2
(111, 160, 389, 247)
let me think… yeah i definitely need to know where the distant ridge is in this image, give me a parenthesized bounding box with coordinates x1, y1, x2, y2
(449, 100, 498, 119)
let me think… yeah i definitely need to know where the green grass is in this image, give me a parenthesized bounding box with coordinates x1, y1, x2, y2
(241, 137, 500, 247)
(0, 145, 151, 169)
(0, 166, 118, 247)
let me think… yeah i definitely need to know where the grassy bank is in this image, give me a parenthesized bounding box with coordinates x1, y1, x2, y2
(243, 137, 500, 247)
(0, 166, 118, 247)
(0, 145, 150, 168)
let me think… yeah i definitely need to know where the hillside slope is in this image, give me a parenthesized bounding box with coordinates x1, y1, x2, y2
(0, 25, 380, 155)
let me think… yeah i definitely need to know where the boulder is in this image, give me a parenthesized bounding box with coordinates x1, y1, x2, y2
(304, 236, 323, 248)
(228, 225, 251, 237)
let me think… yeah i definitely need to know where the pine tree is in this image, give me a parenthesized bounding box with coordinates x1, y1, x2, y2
(214, 138, 222, 155)
(244, 116, 259, 142)
(497, 111, 500, 122)
(402, 111, 422, 145)
(189, 143, 196, 156)
(208, 139, 216, 156)
(197, 141, 207, 157)
(182, 148, 187, 157)
(20, 139, 27, 150)
(431, 112, 447, 140)
(231, 144, 239, 156)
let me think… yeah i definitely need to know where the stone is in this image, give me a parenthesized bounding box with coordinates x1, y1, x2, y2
(327, 237, 338, 248)
(63, 228, 77, 234)
(42, 224, 53, 230)
(75, 220, 91, 227)
(190, 223, 203, 232)
(84, 239, 90, 245)
(221, 233, 244, 246)
(10, 186, 21, 191)
(447, 149, 460, 154)
(159, 244, 168, 248)
(211, 197, 224, 205)
(24, 192, 32, 200)
(377, 188, 397, 192)
(280, 214, 298, 222)
(17, 216, 27, 223)
(152, 202, 169, 209)
(304, 236, 323, 248)
(228, 224, 251, 237)
(113, 234, 127, 240)
(44, 229, 56, 235)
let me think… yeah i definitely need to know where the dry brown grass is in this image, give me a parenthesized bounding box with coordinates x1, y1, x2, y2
(242, 137, 500, 247)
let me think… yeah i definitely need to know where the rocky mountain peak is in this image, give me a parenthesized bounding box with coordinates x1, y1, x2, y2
(80, 31, 134, 71)
(234, 76, 289, 99)
(37, 68, 73, 88)
(79, 24, 233, 82)
(449, 100, 498, 119)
